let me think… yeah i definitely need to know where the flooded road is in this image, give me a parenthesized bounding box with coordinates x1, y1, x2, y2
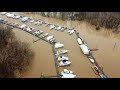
(1, 12, 120, 78)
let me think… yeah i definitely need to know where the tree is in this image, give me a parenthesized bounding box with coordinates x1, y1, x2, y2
(0, 23, 34, 78)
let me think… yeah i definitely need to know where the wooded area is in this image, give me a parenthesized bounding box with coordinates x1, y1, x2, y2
(0, 23, 34, 78)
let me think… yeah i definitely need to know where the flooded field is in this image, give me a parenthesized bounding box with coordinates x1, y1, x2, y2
(1, 12, 120, 78)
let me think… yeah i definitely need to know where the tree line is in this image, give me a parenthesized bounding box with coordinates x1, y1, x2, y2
(38, 12, 120, 32)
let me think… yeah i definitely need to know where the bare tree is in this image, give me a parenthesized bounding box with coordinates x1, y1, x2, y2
(0, 23, 34, 78)
(39, 12, 120, 32)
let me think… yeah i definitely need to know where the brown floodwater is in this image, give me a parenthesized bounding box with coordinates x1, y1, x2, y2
(1, 12, 120, 78)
